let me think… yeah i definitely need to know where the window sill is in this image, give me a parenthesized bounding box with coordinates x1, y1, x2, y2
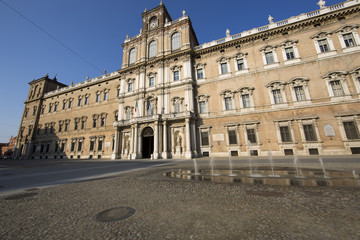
(330, 95, 352, 102)
(293, 100, 311, 106)
(219, 73, 232, 79)
(271, 103, 288, 109)
(235, 69, 249, 75)
(343, 45, 360, 53)
(317, 51, 336, 58)
(264, 62, 280, 69)
(284, 58, 301, 65)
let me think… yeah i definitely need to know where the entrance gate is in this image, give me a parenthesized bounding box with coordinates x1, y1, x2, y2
(142, 127, 154, 158)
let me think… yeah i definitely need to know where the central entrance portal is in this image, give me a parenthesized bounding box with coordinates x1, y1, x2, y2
(142, 127, 154, 158)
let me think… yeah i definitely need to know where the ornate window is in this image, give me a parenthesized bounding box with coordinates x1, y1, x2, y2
(278, 40, 301, 64)
(74, 118, 80, 130)
(311, 32, 336, 58)
(96, 92, 101, 102)
(103, 90, 109, 101)
(81, 116, 87, 129)
(170, 65, 182, 82)
(171, 97, 184, 113)
(84, 94, 89, 105)
(100, 113, 107, 127)
(335, 25, 360, 52)
(288, 77, 311, 104)
(68, 98, 73, 109)
(337, 115, 360, 142)
(194, 63, 206, 80)
(48, 104, 52, 113)
(197, 95, 210, 114)
(146, 95, 157, 115)
(127, 79, 135, 92)
(64, 119, 70, 132)
(92, 114, 99, 128)
(238, 87, 255, 110)
(233, 52, 249, 74)
(54, 102, 58, 112)
(266, 81, 287, 107)
(199, 126, 211, 148)
(225, 124, 240, 146)
(128, 48, 136, 65)
(244, 122, 261, 152)
(220, 90, 235, 111)
(148, 40, 157, 58)
(217, 57, 231, 76)
(32, 106, 37, 116)
(349, 67, 360, 94)
(171, 32, 180, 50)
(125, 106, 133, 120)
(260, 45, 279, 68)
(78, 97, 82, 107)
(147, 72, 157, 88)
(62, 100, 67, 110)
(323, 71, 350, 101)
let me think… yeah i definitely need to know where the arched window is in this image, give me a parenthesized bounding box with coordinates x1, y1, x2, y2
(148, 41, 157, 58)
(171, 32, 180, 50)
(129, 48, 136, 65)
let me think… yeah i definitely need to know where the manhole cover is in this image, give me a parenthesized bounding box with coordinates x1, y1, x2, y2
(96, 207, 135, 222)
(246, 190, 284, 197)
(3, 192, 38, 200)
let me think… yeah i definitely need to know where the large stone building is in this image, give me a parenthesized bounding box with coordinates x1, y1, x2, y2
(14, 0, 360, 160)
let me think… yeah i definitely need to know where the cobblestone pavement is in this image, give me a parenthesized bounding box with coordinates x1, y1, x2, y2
(0, 162, 360, 240)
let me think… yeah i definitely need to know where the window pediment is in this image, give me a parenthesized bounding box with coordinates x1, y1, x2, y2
(216, 57, 231, 63)
(195, 63, 206, 69)
(322, 71, 347, 80)
(350, 66, 360, 75)
(238, 87, 254, 94)
(288, 77, 310, 86)
(170, 65, 182, 71)
(310, 31, 332, 39)
(260, 45, 276, 52)
(197, 95, 210, 101)
(220, 90, 235, 97)
(278, 40, 299, 47)
(233, 52, 248, 59)
(266, 81, 286, 89)
(335, 24, 360, 34)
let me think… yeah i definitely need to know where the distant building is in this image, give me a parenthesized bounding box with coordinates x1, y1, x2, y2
(14, 1, 360, 160)
(1, 136, 17, 158)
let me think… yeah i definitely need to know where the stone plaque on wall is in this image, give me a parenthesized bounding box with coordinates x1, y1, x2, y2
(324, 124, 335, 137)
(213, 134, 224, 141)
(105, 142, 111, 148)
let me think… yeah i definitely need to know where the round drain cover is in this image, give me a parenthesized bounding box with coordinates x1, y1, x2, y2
(96, 207, 135, 222)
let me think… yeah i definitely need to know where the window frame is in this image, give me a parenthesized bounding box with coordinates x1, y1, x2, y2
(171, 32, 181, 51)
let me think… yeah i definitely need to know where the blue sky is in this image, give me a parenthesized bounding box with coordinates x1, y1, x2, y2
(0, 0, 341, 143)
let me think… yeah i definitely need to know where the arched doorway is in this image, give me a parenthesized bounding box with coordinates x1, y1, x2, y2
(142, 127, 154, 158)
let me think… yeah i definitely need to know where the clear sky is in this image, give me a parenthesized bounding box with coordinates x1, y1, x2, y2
(0, 0, 342, 143)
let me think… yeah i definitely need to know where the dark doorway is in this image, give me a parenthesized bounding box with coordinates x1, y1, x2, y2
(142, 127, 154, 158)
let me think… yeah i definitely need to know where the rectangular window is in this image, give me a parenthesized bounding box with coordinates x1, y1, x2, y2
(228, 130, 237, 145)
(60, 142, 65, 152)
(98, 140, 103, 151)
(343, 33, 356, 48)
(201, 132, 209, 146)
(173, 71, 180, 81)
(44, 127, 48, 134)
(237, 59, 244, 70)
(101, 117, 105, 127)
(93, 119, 97, 128)
(343, 121, 360, 140)
(220, 63, 228, 74)
(303, 124, 317, 141)
(48, 105, 52, 113)
(125, 110, 131, 120)
(128, 83, 133, 92)
(241, 94, 250, 108)
(199, 101, 206, 113)
(224, 97, 232, 110)
(55, 143, 59, 153)
(77, 142, 82, 151)
(318, 39, 329, 53)
(63, 102, 66, 110)
(81, 120, 85, 129)
(330, 80, 344, 96)
(96, 94, 100, 102)
(33, 108, 36, 115)
(84, 97, 89, 105)
(285, 47, 295, 60)
(64, 123, 68, 132)
(46, 143, 50, 153)
(68, 100, 72, 109)
(294, 86, 306, 101)
(196, 69, 204, 79)
(173, 102, 180, 113)
(54, 105, 57, 112)
(41, 144, 44, 153)
(117, 89, 121, 97)
(265, 52, 274, 64)
(104, 92, 108, 101)
(280, 126, 292, 142)
(149, 77, 155, 87)
(74, 121, 78, 130)
(71, 142, 75, 152)
(89, 140, 95, 151)
(272, 89, 283, 104)
(247, 129, 257, 143)
(58, 124, 62, 132)
(78, 99, 82, 107)
(41, 107, 44, 115)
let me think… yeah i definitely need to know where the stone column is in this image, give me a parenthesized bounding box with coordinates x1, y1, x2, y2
(162, 121, 168, 159)
(185, 119, 192, 159)
(111, 127, 120, 160)
(133, 124, 138, 159)
(154, 121, 159, 159)
(191, 121, 198, 157)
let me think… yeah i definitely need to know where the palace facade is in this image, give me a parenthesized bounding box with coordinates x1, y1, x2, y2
(14, 1, 360, 160)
